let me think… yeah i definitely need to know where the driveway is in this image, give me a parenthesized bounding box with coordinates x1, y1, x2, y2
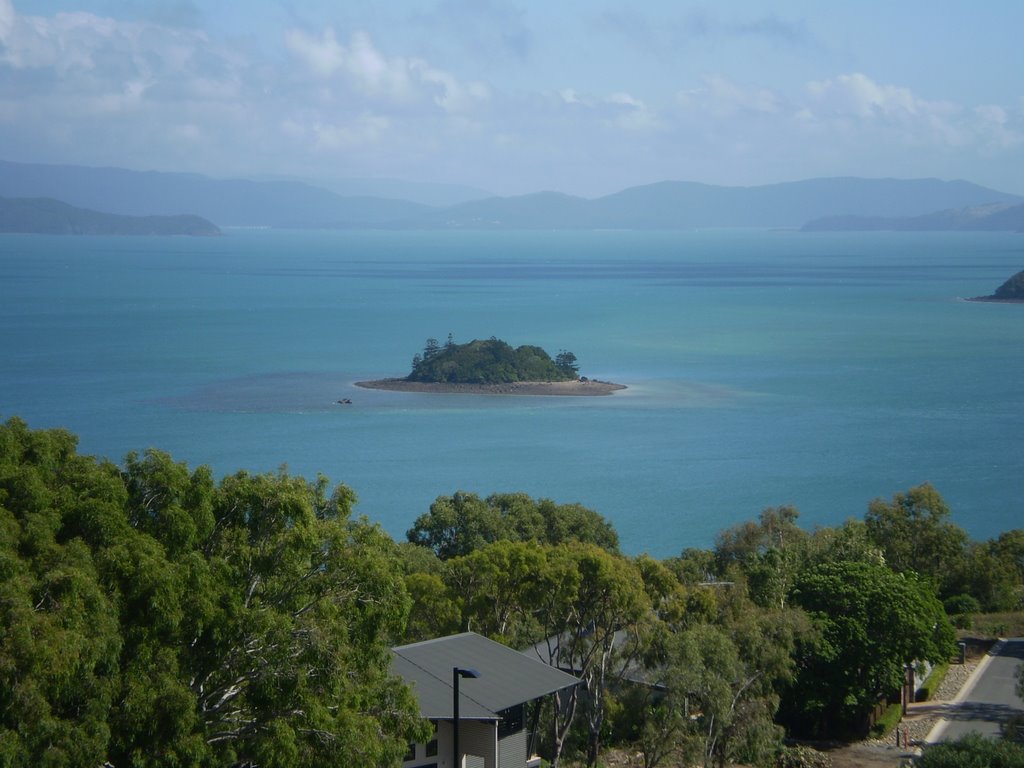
(927, 638, 1024, 742)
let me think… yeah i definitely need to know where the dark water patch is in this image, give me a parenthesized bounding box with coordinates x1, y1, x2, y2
(157, 372, 354, 413)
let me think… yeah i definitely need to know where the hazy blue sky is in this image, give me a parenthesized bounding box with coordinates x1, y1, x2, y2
(2, 0, 1022, 196)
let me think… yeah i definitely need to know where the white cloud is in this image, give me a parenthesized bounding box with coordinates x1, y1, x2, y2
(607, 92, 643, 108)
(0, 0, 13, 43)
(1, 1, 1021, 197)
(283, 27, 346, 78)
(559, 88, 581, 105)
(795, 73, 1023, 153)
(284, 27, 486, 113)
(414, 62, 490, 112)
(310, 113, 391, 150)
(605, 92, 660, 132)
(551, 88, 660, 131)
(973, 104, 1023, 149)
(2, 8, 100, 71)
(678, 74, 781, 117)
(92, 78, 151, 114)
(805, 73, 922, 119)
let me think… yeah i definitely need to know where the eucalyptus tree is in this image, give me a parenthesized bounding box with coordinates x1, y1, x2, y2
(0, 418, 429, 768)
(864, 483, 968, 596)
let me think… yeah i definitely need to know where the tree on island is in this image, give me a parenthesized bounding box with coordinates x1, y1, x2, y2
(555, 350, 579, 376)
(406, 336, 581, 384)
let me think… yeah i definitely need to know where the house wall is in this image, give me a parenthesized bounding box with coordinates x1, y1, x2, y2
(402, 717, 528, 768)
(460, 720, 497, 768)
(407, 720, 498, 768)
(498, 729, 528, 768)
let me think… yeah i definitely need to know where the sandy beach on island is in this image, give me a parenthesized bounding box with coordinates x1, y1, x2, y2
(354, 378, 626, 396)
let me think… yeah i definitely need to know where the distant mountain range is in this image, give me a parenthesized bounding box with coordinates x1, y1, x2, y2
(0, 196, 220, 236)
(1, 160, 1021, 230)
(802, 202, 1024, 232)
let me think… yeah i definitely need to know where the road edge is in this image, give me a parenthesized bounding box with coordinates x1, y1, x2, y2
(924, 639, 1006, 744)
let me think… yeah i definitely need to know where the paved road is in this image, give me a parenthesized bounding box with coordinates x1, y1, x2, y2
(928, 638, 1024, 742)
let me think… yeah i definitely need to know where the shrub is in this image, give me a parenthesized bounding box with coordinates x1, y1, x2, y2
(868, 702, 904, 739)
(775, 745, 832, 768)
(915, 732, 1024, 767)
(944, 594, 981, 615)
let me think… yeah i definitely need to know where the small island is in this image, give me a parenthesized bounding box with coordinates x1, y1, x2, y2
(356, 336, 625, 396)
(967, 269, 1024, 303)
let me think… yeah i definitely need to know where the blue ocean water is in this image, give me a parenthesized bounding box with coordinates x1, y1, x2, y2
(1, 229, 1022, 556)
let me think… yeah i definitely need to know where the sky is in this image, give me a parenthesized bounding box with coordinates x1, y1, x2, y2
(2, 0, 1023, 198)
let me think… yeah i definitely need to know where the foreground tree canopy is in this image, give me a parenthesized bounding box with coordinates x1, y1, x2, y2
(0, 417, 427, 768)
(2, 416, 1021, 768)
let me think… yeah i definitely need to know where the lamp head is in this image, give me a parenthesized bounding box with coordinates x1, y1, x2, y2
(455, 667, 481, 679)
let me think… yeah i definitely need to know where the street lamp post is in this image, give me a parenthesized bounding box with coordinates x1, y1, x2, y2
(453, 667, 480, 768)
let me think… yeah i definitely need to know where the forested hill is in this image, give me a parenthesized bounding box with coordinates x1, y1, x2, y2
(0, 196, 221, 236)
(406, 337, 579, 383)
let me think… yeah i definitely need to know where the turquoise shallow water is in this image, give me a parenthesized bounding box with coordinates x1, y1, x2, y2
(1, 229, 1022, 555)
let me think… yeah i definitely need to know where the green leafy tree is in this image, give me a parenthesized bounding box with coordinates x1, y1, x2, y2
(538, 498, 619, 553)
(406, 491, 618, 559)
(782, 559, 955, 737)
(804, 518, 886, 568)
(406, 337, 579, 384)
(445, 540, 546, 646)
(951, 543, 1023, 612)
(406, 491, 505, 559)
(714, 507, 807, 609)
(538, 545, 650, 767)
(0, 417, 429, 768)
(639, 623, 784, 768)
(555, 350, 579, 375)
(422, 337, 440, 359)
(402, 571, 461, 643)
(0, 419, 124, 768)
(179, 471, 428, 766)
(864, 483, 969, 597)
(664, 547, 718, 586)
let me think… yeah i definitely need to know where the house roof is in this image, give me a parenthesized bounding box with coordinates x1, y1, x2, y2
(392, 632, 580, 721)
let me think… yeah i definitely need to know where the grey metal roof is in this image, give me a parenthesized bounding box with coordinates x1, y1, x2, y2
(392, 632, 580, 721)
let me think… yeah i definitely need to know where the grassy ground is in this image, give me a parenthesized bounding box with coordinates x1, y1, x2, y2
(967, 611, 1024, 639)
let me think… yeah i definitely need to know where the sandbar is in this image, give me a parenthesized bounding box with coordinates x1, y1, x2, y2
(354, 378, 626, 396)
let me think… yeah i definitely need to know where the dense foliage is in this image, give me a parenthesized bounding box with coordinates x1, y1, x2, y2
(3, 416, 1023, 768)
(406, 490, 619, 559)
(783, 560, 953, 736)
(0, 418, 427, 768)
(406, 336, 579, 383)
